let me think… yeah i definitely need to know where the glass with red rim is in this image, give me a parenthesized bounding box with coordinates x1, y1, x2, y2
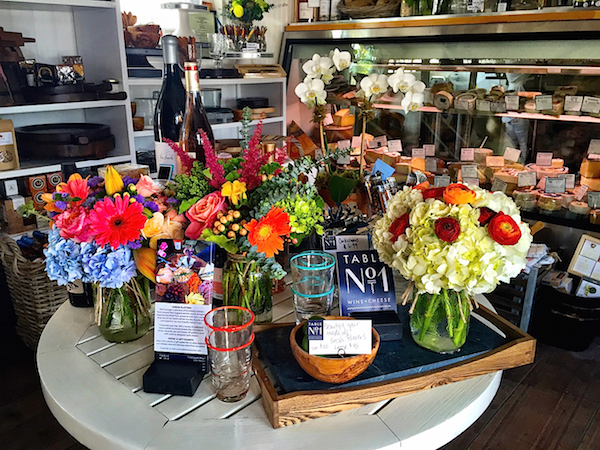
(206, 330, 255, 402)
(204, 306, 254, 350)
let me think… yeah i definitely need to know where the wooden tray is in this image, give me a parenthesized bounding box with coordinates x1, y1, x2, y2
(252, 305, 536, 428)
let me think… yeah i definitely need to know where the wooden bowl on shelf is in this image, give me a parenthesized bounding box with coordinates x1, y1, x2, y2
(289, 316, 380, 384)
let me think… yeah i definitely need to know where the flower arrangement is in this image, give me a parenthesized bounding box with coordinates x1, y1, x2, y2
(225, 0, 272, 24)
(373, 182, 532, 352)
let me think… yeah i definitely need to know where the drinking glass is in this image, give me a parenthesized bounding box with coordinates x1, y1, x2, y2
(204, 306, 254, 349)
(208, 33, 228, 69)
(206, 330, 254, 402)
(290, 251, 336, 323)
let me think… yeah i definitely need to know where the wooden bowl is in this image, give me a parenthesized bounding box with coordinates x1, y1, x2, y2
(289, 316, 380, 384)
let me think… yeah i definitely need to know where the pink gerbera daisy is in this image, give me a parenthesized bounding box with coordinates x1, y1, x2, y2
(89, 194, 147, 249)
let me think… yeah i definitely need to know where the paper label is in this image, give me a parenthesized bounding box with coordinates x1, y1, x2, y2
(367, 140, 379, 149)
(574, 184, 589, 201)
(535, 95, 553, 111)
(322, 234, 370, 253)
(455, 98, 471, 110)
(588, 192, 600, 209)
(476, 100, 491, 112)
(461, 148, 475, 161)
(0, 132, 14, 146)
(372, 159, 395, 181)
(352, 136, 362, 149)
(463, 178, 480, 187)
(388, 139, 403, 153)
(323, 113, 334, 126)
(491, 178, 508, 193)
(337, 154, 351, 165)
(497, 1, 507, 11)
(505, 96, 520, 111)
(425, 157, 437, 173)
(299, 1, 313, 18)
(155, 141, 177, 175)
(545, 177, 566, 194)
(434, 175, 451, 188)
(412, 148, 425, 159)
(467, 0, 484, 12)
(308, 319, 373, 356)
(491, 101, 506, 113)
(338, 139, 351, 151)
(307, 0, 319, 7)
(582, 96, 600, 114)
(565, 95, 584, 112)
(518, 171, 537, 187)
(536, 152, 554, 167)
(504, 147, 521, 162)
(374, 135, 388, 148)
(154, 303, 210, 355)
(462, 165, 478, 179)
(10, 195, 25, 210)
(424, 144, 435, 156)
(486, 156, 505, 167)
(558, 173, 576, 190)
(588, 139, 600, 155)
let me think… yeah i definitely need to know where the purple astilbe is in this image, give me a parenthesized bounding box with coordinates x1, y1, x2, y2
(164, 138, 194, 175)
(200, 130, 225, 189)
(54, 201, 68, 210)
(239, 121, 265, 190)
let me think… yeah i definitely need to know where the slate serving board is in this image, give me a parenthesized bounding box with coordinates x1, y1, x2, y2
(254, 305, 508, 394)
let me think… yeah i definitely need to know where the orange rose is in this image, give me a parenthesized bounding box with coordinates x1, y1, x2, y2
(142, 212, 165, 238)
(185, 192, 227, 240)
(443, 183, 476, 205)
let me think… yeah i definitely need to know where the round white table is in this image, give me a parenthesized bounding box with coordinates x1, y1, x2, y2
(37, 293, 501, 450)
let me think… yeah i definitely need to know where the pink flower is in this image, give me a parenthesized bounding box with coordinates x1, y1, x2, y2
(166, 208, 187, 223)
(136, 175, 161, 198)
(185, 192, 227, 239)
(55, 206, 92, 243)
(201, 130, 225, 189)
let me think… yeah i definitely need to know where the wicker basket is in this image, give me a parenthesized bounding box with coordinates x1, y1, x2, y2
(0, 233, 68, 349)
(338, 0, 401, 19)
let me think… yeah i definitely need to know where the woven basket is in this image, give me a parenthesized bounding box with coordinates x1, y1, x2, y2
(0, 233, 68, 349)
(338, 0, 401, 19)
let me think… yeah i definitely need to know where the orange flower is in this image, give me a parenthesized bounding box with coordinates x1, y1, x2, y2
(412, 181, 430, 191)
(488, 212, 522, 246)
(42, 192, 62, 214)
(244, 207, 291, 258)
(57, 173, 89, 206)
(443, 183, 476, 205)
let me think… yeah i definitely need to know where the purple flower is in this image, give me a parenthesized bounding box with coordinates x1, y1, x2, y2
(82, 196, 97, 208)
(54, 200, 68, 210)
(123, 176, 137, 187)
(128, 239, 142, 249)
(144, 201, 159, 212)
(167, 197, 180, 205)
(133, 194, 145, 204)
(88, 176, 104, 188)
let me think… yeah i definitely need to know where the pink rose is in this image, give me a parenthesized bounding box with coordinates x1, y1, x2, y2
(166, 208, 187, 224)
(185, 192, 227, 239)
(55, 206, 92, 243)
(136, 175, 161, 198)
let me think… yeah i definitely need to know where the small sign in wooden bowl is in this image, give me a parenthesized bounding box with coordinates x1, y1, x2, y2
(289, 316, 380, 384)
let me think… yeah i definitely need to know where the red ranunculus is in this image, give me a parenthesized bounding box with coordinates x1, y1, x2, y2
(421, 187, 446, 200)
(434, 217, 461, 243)
(478, 207, 496, 225)
(389, 213, 410, 243)
(488, 212, 522, 246)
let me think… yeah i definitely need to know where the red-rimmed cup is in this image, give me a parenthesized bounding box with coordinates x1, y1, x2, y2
(204, 306, 254, 350)
(206, 330, 255, 402)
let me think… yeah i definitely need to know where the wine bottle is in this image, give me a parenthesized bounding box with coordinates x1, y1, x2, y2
(154, 35, 186, 177)
(66, 280, 95, 308)
(179, 61, 215, 165)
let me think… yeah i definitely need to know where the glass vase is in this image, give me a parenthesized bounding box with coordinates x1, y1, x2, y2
(223, 253, 272, 323)
(409, 289, 471, 354)
(95, 276, 151, 343)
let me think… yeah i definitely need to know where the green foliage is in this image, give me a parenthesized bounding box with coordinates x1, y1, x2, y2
(329, 174, 359, 204)
(173, 161, 213, 213)
(200, 229, 239, 254)
(275, 193, 325, 244)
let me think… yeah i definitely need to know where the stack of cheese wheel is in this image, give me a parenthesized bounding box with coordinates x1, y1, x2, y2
(432, 82, 454, 111)
(525, 158, 568, 179)
(538, 193, 563, 213)
(512, 188, 538, 211)
(492, 168, 523, 195)
(580, 157, 600, 191)
(560, 191, 575, 208)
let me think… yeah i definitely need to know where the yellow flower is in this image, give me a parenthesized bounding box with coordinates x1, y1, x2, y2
(232, 4, 244, 18)
(149, 218, 184, 249)
(142, 212, 165, 239)
(221, 180, 247, 206)
(105, 165, 124, 195)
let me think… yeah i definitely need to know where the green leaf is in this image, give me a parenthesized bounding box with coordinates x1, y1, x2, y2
(225, 171, 241, 182)
(328, 175, 358, 204)
(200, 229, 239, 254)
(261, 162, 281, 176)
(142, 207, 154, 219)
(178, 197, 199, 214)
(202, 168, 213, 180)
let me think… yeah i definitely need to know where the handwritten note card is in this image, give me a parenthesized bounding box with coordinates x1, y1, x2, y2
(412, 148, 426, 159)
(461, 148, 475, 162)
(308, 319, 373, 356)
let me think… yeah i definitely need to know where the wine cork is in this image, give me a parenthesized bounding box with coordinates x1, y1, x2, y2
(434, 91, 453, 110)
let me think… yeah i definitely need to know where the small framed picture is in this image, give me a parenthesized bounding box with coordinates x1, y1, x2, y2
(567, 234, 600, 282)
(158, 165, 174, 181)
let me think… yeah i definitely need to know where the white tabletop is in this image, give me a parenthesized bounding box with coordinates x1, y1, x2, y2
(37, 291, 501, 450)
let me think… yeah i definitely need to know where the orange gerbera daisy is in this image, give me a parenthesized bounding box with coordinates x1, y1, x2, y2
(57, 173, 90, 206)
(244, 207, 291, 258)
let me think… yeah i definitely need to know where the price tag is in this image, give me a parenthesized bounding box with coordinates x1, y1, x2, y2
(476, 100, 491, 112)
(308, 319, 373, 356)
(558, 173, 576, 190)
(455, 98, 471, 110)
(337, 139, 351, 151)
(388, 139, 403, 153)
(374, 135, 388, 148)
(574, 184, 589, 201)
(491, 178, 508, 193)
(412, 148, 426, 159)
(425, 157, 437, 173)
(307, 0, 319, 7)
(565, 95, 584, 112)
(337, 154, 351, 165)
(461, 148, 475, 161)
(352, 136, 362, 149)
(582, 97, 600, 114)
(535, 95, 553, 111)
(462, 165, 479, 180)
(588, 192, 600, 209)
(323, 113, 334, 126)
(536, 152, 554, 167)
(314, 148, 324, 159)
(588, 139, 600, 155)
(434, 175, 451, 188)
(486, 156, 505, 167)
(503, 147, 521, 163)
(505, 95, 520, 111)
(545, 177, 566, 194)
(423, 144, 435, 156)
(491, 101, 506, 113)
(9, 195, 25, 210)
(0, 132, 14, 146)
(367, 140, 379, 149)
(463, 178, 480, 187)
(518, 171, 537, 187)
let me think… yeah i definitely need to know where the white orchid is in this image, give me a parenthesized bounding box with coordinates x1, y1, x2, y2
(295, 77, 327, 108)
(388, 68, 422, 94)
(302, 54, 335, 84)
(401, 91, 425, 112)
(359, 73, 389, 100)
(330, 48, 352, 72)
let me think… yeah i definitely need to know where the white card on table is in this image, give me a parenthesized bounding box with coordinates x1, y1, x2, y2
(505, 95, 520, 111)
(412, 148, 426, 159)
(308, 319, 373, 356)
(504, 147, 521, 162)
(388, 139, 403, 153)
(461, 148, 475, 161)
(558, 173, 576, 190)
(535, 95, 553, 111)
(424, 144, 435, 156)
(462, 164, 478, 179)
(582, 96, 600, 114)
(352, 136, 362, 149)
(565, 95, 583, 112)
(425, 157, 437, 173)
(518, 171, 537, 187)
(491, 178, 508, 193)
(588, 139, 600, 155)
(463, 178, 480, 187)
(545, 177, 566, 194)
(434, 175, 451, 188)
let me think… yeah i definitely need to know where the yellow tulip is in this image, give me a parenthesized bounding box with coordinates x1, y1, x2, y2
(105, 165, 124, 195)
(221, 180, 247, 206)
(133, 247, 156, 282)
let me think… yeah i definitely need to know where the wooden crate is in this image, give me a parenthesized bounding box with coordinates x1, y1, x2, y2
(252, 306, 536, 428)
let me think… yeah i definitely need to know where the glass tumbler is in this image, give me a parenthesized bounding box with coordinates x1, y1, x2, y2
(290, 251, 336, 323)
(204, 306, 254, 349)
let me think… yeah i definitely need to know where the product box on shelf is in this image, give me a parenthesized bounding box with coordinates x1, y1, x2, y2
(0, 120, 20, 172)
(1, 196, 36, 234)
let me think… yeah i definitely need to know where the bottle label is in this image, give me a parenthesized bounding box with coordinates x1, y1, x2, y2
(185, 69, 200, 93)
(66, 279, 84, 294)
(155, 141, 177, 176)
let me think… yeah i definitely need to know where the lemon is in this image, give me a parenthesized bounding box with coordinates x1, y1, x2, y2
(232, 4, 244, 18)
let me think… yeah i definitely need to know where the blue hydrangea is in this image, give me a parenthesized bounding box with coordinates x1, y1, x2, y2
(81, 243, 136, 288)
(44, 228, 83, 285)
